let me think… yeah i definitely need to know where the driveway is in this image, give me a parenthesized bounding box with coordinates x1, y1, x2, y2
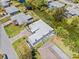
(38, 42, 71, 59)
(0, 25, 19, 59)
(38, 42, 58, 59)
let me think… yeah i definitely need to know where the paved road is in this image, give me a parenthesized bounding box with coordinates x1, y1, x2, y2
(0, 25, 19, 59)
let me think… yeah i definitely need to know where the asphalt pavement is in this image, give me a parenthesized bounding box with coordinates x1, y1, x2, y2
(0, 25, 19, 59)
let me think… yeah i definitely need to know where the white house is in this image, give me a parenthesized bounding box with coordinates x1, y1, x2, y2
(66, 4, 79, 16)
(0, 1, 9, 7)
(5, 6, 20, 15)
(27, 20, 54, 47)
(11, 13, 33, 25)
(1, 0, 10, 2)
(48, 1, 65, 8)
(0, 0, 10, 7)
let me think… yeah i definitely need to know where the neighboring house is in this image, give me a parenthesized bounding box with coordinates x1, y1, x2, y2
(27, 20, 54, 47)
(66, 4, 79, 16)
(5, 6, 20, 15)
(48, 1, 65, 8)
(0, 0, 10, 7)
(1, 0, 10, 2)
(11, 13, 33, 25)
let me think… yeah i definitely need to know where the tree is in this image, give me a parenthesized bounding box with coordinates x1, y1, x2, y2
(31, 0, 46, 10)
(55, 26, 69, 38)
(31, 48, 37, 59)
(51, 7, 65, 21)
(70, 16, 79, 27)
(72, 0, 79, 3)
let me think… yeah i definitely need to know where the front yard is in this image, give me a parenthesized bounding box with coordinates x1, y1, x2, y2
(4, 23, 25, 38)
(13, 36, 32, 59)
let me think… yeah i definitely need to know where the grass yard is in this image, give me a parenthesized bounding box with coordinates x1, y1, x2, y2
(27, 11, 40, 21)
(33, 9, 54, 27)
(52, 36, 73, 56)
(35, 51, 41, 59)
(0, 16, 10, 24)
(17, 5, 25, 12)
(52, 36, 79, 59)
(4, 23, 25, 38)
(35, 36, 52, 49)
(13, 36, 32, 59)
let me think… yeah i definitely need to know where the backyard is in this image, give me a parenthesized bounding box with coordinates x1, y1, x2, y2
(4, 23, 25, 38)
(13, 36, 32, 59)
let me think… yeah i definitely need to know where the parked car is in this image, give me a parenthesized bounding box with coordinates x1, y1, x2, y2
(3, 54, 8, 59)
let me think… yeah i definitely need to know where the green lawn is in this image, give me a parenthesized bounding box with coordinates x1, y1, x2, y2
(13, 36, 32, 59)
(35, 36, 52, 49)
(0, 16, 10, 24)
(4, 23, 25, 38)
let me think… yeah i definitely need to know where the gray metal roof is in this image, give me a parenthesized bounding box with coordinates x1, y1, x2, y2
(1, 0, 10, 2)
(11, 13, 32, 25)
(48, 1, 65, 8)
(5, 6, 19, 14)
(66, 4, 79, 16)
(1, 1, 9, 7)
(28, 20, 54, 46)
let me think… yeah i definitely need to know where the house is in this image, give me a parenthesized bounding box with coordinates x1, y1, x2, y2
(1, 0, 10, 2)
(0, 1, 10, 7)
(11, 13, 33, 25)
(5, 6, 20, 15)
(0, 0, 10, 7)
(48, 1, 65, 8)
(27, 20, 54, 47)
(66, 4, 79, 16)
